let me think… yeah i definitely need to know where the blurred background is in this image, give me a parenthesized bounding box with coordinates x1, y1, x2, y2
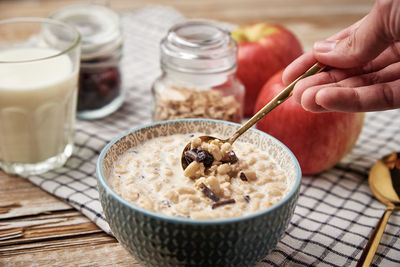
(0, 0, 375, 50)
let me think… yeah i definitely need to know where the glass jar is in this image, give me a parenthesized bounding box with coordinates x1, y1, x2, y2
(152, 20, 244, 123)
(51, 4, 124, 120)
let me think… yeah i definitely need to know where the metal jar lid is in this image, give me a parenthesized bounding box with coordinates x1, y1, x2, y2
(50, 4, 122, 60)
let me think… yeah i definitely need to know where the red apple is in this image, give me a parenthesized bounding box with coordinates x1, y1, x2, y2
(254, 70, 365, 175)
(231, 23, 303, 117)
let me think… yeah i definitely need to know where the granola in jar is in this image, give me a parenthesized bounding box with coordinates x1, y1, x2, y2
(153, 86, 242, 122)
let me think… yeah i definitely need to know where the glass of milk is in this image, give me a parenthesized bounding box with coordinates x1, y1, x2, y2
(0, 18, 81, 176)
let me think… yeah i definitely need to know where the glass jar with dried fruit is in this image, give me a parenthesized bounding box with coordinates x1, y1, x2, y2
(51, 4, 124, 119)
(152, 20, 244, 123)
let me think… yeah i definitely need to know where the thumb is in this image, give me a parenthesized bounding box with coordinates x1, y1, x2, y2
(313, 0, 398, 69)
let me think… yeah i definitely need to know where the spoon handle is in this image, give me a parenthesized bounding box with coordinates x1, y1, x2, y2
(356, 207, 394, 267)
(228, 62, 325, 144)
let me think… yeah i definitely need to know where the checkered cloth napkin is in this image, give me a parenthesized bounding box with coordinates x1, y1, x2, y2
(24, 6, 400, 266)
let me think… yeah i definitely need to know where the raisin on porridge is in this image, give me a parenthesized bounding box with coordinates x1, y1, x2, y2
(110, 133, 289, 219)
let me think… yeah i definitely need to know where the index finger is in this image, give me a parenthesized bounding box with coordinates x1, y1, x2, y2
(283, 16, 368, 86)
(282, 51, 316, 85)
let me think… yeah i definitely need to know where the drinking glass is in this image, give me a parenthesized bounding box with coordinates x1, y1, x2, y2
(0, 18, 81, 176)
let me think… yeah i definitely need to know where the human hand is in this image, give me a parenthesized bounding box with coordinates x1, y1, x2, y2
(283, 0, 400, 113)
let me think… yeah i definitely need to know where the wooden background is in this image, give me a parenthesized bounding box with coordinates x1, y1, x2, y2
(0, 0, 374, 266)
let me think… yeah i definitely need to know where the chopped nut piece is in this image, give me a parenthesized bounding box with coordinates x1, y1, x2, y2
(154, 86, 242, 122)
(217, 164, 231, 175)
(184, 161, 205, 179)
(205, 176, 221, 195)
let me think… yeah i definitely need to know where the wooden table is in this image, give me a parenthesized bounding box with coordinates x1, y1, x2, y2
(0, 0, 374, 266)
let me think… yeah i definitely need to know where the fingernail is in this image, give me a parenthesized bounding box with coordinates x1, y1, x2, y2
(313, 40, 338, 53)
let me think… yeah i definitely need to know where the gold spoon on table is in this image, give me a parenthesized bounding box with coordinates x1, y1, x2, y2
(356, 152, 400, 267)
(181, 62, 325, 170)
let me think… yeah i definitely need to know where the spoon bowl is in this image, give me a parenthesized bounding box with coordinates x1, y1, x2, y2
(181, 135, 224, 170)
(369, 152, 400, 205)
(181, 62, 325, 170)
(356, 152, 400, 267)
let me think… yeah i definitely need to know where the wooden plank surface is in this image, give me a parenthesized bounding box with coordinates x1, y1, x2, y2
(0, 172, 141, 266)
(0, 0, 374, 266)
(0, 173, 71, 219)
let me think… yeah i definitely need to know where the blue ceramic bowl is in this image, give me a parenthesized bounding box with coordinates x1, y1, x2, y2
(97, 119, 301, 267)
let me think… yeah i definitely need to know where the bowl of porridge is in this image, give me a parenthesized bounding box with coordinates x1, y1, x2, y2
(96, 119, 301, 266)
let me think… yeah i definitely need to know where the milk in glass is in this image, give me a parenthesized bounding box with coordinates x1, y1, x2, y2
(0, 47, 78, 165)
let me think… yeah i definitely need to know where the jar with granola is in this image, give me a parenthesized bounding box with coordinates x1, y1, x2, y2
(51, 4, 124, 120)
(152, 20, 244, 123)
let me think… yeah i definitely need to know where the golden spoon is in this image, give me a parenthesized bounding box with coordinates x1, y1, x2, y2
(181, 62, 325, 170)
(356, 152, 400, 267)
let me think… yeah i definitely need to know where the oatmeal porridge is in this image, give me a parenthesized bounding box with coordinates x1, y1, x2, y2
(110, 133, 290, 219)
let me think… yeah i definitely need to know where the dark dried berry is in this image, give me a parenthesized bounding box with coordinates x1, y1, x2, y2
(184, 149, 214, 168)
(197, 150, 214, 168)
(196, 150, 206, 162)
(243, 195, 250, 203)
(184, 149, 198, 165)
(184, 157, 193, 166)
(211, 199, 236, 209)
(239, 172, 248, 181)
(78, 67, 121, 111)
(199, 183, 219, 202)
(228, 151, 238, 164)
(161, 200, 171, 207)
